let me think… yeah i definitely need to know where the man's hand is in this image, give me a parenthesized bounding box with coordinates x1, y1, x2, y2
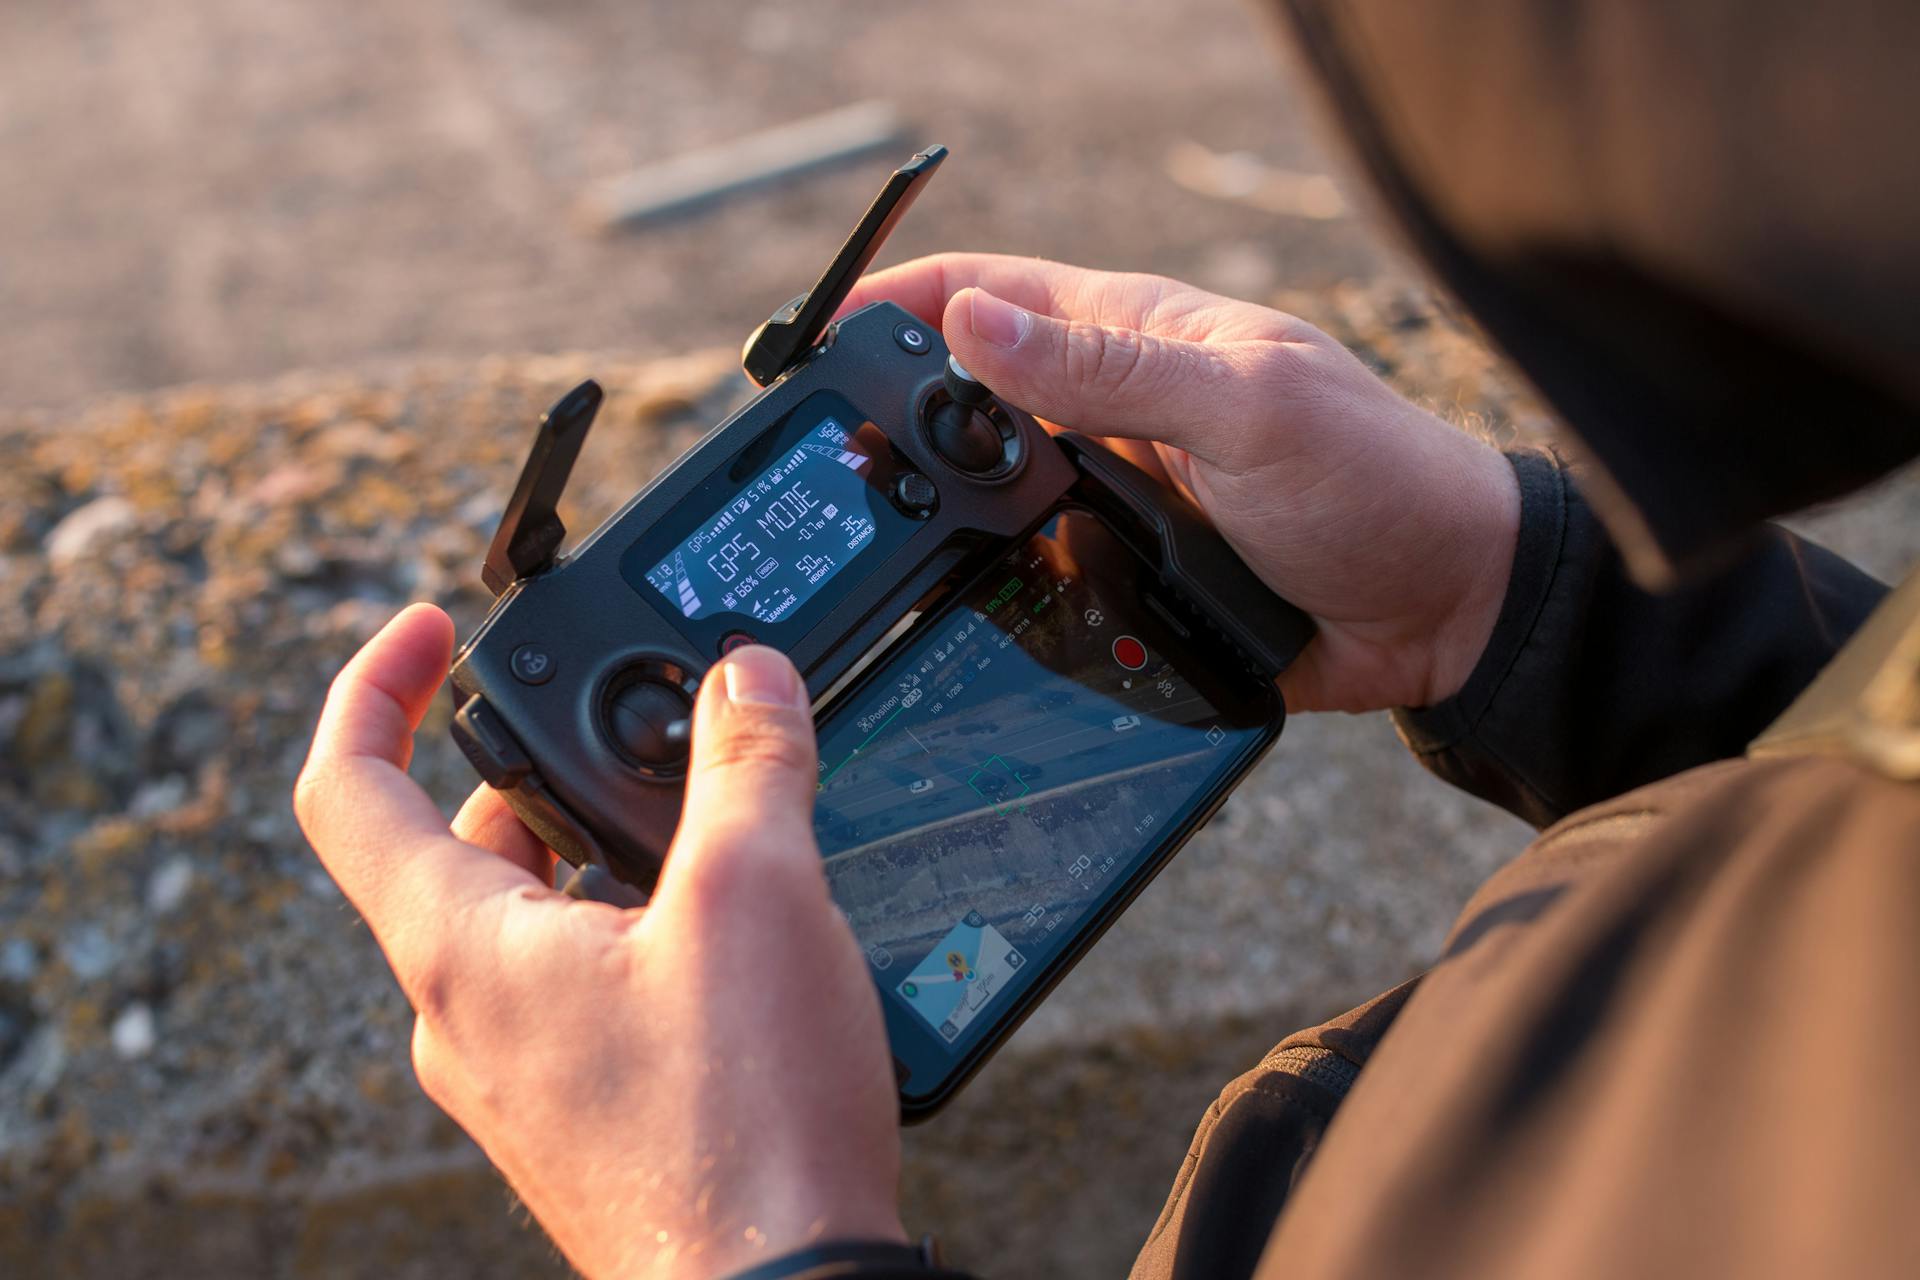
(293, 605, 905, 1280)
(843, 255, 1522, 713)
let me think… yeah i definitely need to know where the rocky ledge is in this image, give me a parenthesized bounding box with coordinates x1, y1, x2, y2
(1, 287, 1561, 1279)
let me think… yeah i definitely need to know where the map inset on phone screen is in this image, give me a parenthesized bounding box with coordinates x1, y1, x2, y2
(896, 910, 1025, 1041)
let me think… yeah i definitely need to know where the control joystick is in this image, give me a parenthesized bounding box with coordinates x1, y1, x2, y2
(604, 674, 692, 772)
(927, 356, 1011, 476)
(943, 356, 992, 409)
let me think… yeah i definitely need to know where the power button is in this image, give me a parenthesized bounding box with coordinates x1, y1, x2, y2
(893, 322, 933, 356)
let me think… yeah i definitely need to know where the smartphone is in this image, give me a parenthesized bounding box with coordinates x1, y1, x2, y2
(812, 505, 1286, 1118)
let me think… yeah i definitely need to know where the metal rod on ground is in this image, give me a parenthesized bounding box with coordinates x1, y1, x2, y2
(580, 100, 910, 232)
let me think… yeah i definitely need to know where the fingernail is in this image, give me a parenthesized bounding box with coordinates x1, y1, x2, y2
(721, 646, 806, 709)
(969, 291, 1032, 350)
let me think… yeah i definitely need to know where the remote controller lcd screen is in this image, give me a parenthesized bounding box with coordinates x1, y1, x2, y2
(642, 415, 883, 624)
(812, 509, 1274, 1063)
(622, 391, 915, 644)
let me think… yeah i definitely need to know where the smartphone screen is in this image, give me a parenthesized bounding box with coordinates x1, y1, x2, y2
(812, 507, 1282, 1108)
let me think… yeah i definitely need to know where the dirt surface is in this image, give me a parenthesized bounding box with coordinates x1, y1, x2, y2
(0, 0, 1384, 415)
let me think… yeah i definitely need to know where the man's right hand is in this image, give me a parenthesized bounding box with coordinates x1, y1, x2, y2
(842, 255, 1521, 714)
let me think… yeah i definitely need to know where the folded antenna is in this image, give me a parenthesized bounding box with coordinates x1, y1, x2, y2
(482, 380, 603, 595)
(741, 145, 947, 387)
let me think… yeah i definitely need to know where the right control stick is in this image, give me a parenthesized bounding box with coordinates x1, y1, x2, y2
(927, 356, 1005, 475)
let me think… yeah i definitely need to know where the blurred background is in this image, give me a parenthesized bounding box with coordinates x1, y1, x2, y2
(0, 0, 1388, 412)
(2, 2, 1915, 1277)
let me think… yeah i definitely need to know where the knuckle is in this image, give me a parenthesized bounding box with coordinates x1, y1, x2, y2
(1065, 320, 1147, 396)
(670, 823, 825, 919)
(409, 1018, 451, 1103)
(290, 759, 336, 835)
(399, 934, 462, 1030)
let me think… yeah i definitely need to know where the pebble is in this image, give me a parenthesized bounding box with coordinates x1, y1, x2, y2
(129, 776, 190, 818)
(458, 490, 507, 533)
(60, 924, 117, 981)
(0, 937, 37, 983)
(43, 496, 139, 567)
(109, 1002, 157, 1059)
(312, 420, 411, 463)
(246, 464, 333, 509)
(146, 857, 195, 915)
(17, 1024, 66, 1093)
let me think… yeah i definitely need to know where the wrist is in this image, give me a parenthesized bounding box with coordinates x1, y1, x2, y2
(1420, 441, 1521, 707)
(638, 1196, 909, 1280)
(720, 1236, 969, 1280)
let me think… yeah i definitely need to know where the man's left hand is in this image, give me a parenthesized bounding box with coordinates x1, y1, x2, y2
(294, 603, 906, 1280)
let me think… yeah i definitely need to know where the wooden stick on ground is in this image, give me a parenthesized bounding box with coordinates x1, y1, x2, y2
(579, 100, 909, 232)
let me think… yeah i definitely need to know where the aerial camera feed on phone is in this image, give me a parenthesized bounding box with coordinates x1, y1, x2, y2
(643, 416, 879, 624)
(812, 511, 1267, 1055)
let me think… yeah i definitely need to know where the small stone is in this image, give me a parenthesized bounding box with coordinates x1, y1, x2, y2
(273, 541, 325, 578)
(311, 420, 411, 464)
(16, 1024, 65, 1093)
(129, 775, 191, 818)
(0, 938, 38, 983)
(245, 810, 295, 843)
(458, 490, 506, 533)
(246, 463, 334, 508)
(147, 857, 195, 914)
(0, 692, 26, 745)
(44, 496, 139, 567)
(110, 1002, 157, 1059)
(324, 598, 397, 643)
(61, 925, 117, 981)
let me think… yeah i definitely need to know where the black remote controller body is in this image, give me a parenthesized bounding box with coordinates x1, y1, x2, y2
(448, 145, 1314, 901)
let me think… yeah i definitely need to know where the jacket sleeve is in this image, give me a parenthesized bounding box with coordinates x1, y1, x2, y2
(1390, 448, 1887, 827)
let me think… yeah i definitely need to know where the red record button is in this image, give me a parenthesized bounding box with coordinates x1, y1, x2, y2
(1112, 635, 1148, 671)
(718, 631, 759, 657)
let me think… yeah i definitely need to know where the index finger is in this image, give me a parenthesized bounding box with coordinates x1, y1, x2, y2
(837, 253, 1168, 332)
(294, 604, 544, 989)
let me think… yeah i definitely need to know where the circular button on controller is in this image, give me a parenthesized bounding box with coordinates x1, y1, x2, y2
(510, 643, 557, 685)
(894, 472, 938, 515)
(1112, 635, 1148, 671)
(892, 323, 932, 356)
(604, 675, 693, 772)
(717, 630, 758, 657)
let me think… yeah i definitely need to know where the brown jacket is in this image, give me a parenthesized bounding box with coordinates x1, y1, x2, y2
(1133, 1, 1920, 1272)
(1134, 452, 1918, 1278)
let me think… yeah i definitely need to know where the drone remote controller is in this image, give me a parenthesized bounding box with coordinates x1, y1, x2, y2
(450, 148, 1314, 1112)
